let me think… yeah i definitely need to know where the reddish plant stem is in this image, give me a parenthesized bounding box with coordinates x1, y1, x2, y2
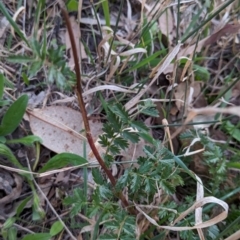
(61, 7, 133, 212)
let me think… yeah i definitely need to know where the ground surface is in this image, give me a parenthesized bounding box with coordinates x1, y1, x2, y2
(0, 0, 240, 239)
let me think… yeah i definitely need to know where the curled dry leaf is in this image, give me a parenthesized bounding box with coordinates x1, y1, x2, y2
(135, 178, 228, 232)
(27, 106, 103, 162)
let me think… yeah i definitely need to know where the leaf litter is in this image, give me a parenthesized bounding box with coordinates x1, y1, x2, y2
(0, 0, 240, 239)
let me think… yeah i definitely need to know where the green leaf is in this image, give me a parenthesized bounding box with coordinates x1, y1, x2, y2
(41, 23, 47, 60)
(138, 131, 154, 144)
(92, 212, 104, 240)
(33, 0, 45, 37)
(92, 168, 104, 185)
(144, 178, 154, 193)
(122, 130, 139, 143)
(1, 228, 8, 240)
(224, 121, 240, 142)
(193, 64, 210, 81)
(7, 226, 17, 240)
(113, 136, 128, 150)
(22, 73, 30, 85)
(29, 61, 42, 78)
(102, 0, 110, 27)
(138, 162, 152, 174)
(0, 144, 23, 169)
(99, 234, 118, 240)
(3, 217, 16, 229)
(227, 162, 240, 170)
(140, 107, 159, 117)
(131, 120, 149, 132)
(0, 136, 6, 143)
(16, 196, 32, 218)
(0, 100, 11, 107)
(56, 71, 66, 88)
(32, 192, 45, 220)
(130, 173, 141, 192)
(125, 50, 163, 73)
(0, 94, 28, 136)
(108, 103, 129, 123)
(7, 55, 34, 63)
(139, 100, 159, 117)
(63, 188, 86, 217)
(159, 179, 175, 194)
(6, 135, 42, 146)
(22, 233, 51, 240)
(38, 153, 88, 173)
(99, 185, 113, 200)
(67, 0, 78, 11)
(171, 152, 196, 180)
(116, 170, 129, 190)
(0, 73, 4, 99)
(48, 65, 56, 84)
(50, 221, 64, 236)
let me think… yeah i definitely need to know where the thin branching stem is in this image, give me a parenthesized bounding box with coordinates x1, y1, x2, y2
(61, 7, 134, 213)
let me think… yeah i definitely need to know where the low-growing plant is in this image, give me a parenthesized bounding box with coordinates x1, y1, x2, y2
(0, 0, 239, 239)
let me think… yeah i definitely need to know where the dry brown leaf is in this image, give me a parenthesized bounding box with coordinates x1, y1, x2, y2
(65, 16, 87, 70)
(135, 193, 228, 231)
(178, 23, 240, 58)
(158, 8, 174, 45)
(173, 82, 190, 111)
(170, 105, 178, 116)
(191, 82, 208, 108)
(28, 106, 103, 162)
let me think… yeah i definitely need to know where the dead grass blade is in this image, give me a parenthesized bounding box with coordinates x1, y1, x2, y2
(178, 23, 240, 58)
(135, 180, 228, 232)
(225, 230, 240, 240)
(125, 42, 182, 111)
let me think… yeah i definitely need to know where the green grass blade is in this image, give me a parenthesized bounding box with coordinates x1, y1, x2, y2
(38, 153, 88, 173)
(124, 50, 164, 73)
(0, 144, 24, 169)
(181, 0, 236, 43)
(0, 2, 29, 45)
(102, 0, 110, 27)
(34, 0, 45, 37)
(0, 94, 28, 136)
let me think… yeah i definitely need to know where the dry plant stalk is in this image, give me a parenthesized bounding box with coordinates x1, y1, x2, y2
(60, 6, 135, 213)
